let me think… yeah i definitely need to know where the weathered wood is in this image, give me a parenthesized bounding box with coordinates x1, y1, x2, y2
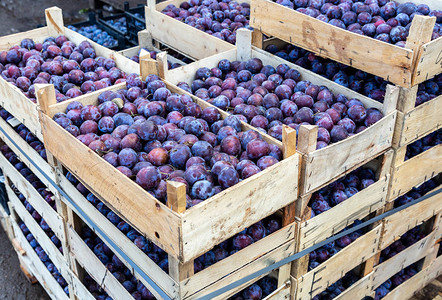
(236, 28, 252, 61)
(166, 181, 187, 214)
(250, 0, 414, 87)
(332, 272, 374, 300)
(297, 125, 317, 155)
(45, 7, 65, 37)
(413, 37, 442, 85)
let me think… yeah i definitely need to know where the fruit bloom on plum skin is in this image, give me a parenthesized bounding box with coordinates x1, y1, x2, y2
(266, 43, 442, 104)
(0, 36, 126, 104)
(68, 166, 283, 274)
(394, 177, 440, 207)
(275, 0, 441, 45)
(161, 0, 251, 45)
(57, 74, 283, 206)
(179, 57, 384, 149)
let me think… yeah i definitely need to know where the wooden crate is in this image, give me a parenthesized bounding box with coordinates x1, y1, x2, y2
(250, 0, 442, 88)
(297, 150, 393, 252)
(388, 135, 442, 202)
(292, 224, 382, 300)
(144, 0, 240, 60)
(37, 60, 300, 266)
(0, 7, 137, 141)
(166, 29, 398, 196)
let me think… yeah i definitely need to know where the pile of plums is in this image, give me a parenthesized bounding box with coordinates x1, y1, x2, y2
(67, 25, 119, 48)
(18, 222, 70, 295)
(0, 145, 55, 210)
(0, 37, 126, 103)
(379, 225, 426, 264)
(265, 43, 442, 104)
(312, 270, 360, 300)
(394, 177, 440, 207)
(228, 276, 278, 300)
(105, 16, 129, 34)
(275, 1, 441, 44)
(127, 49, 184, 69)
(375, 263, 419, 299)
(179, 57, 384, 149)
(68, 171, 282, 273)
(161, 0, 250, 44)
(56, 75, 284, 206)
(0, 107, 47, 160)
(406, 129, 441, 161)
(309, 167, 376, 217)
(308, 220, 365, 271)
(81, 225, 156, 299)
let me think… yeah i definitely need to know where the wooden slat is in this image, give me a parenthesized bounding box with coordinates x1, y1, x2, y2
(303, 112, 396, 194)
(381, 267, 428, 300)
(67, 225, 134, 300)
(333, 272, 374, 300)
(372, 231, 437, 289)
(399, 95, 442, 147)
(0, 27, 48, 50)
(413, 38, 442, 85)
(250, 0, 414, 87)
(381, 189, 442, 249)
(299, 175, 389, 250)
(181, 153, 299, 261)
(39, 113, 182, 259)
(180, 222, 296, 297)
(295, 225, 381, 300)
(0, 153, 65, 241)
(57, 174, 178, 299)
(389, 145, 442, 200)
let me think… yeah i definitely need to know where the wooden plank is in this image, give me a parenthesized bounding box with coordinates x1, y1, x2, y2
(0, 27, 48, 50)
(180, 222, 296, 297)
(333, 272, 374, 300)
(181, 153, 299, 261)
(0, 115, 56, 186)
(299, 175, 389, 250)
(250, 0, 414, 87)
(381, 267, 428, 300)
(295, 225, 381, 300)
(39, 113, 182, 259)
(45, 7, 65, 37)
(0, 153, 65, 240)
(237, 28, 253, 61)
(303, 112, 396, 194)
(389, 144, 442, 200)
(185, 240, 296, 299)
(264, 280, 291, 300)
(395, 0, 442, 9)
(11, 221, 70, 300)
(57, 173, 178, 299)
(381, 190, 442, 249)
(145, 4, 234, 60)
(399, 95, 442, 147)
(68, 225, 134, 300)
(413, 38, 442, 85)
(372, 231, 437, 289)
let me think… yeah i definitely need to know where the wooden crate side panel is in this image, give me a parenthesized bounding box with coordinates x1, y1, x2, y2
(180, 222, 297, 296)
(299, 175, 388, 250)
(380, 268, 429, 300)
(296, 225, 381, 300)
(334, 273, 374, 300)
(250, 0, 414, 87)
(0, 116, 56, 186)
(0, 78, 42, 140)
(389, 144, 442, 200)
(0, 153, 64, 240)
(186, 241, 296, 299)
(395, 0, 442, 9)
(7, 188, 70, 280)
(181, 153, 299, 261)
(40, 113, 182, 258)
(67, 225, 134, 300)
(145, 7, 234, 60)
(426, 254, 442, 283)
(372, 231, 437, 289)
(381, 190, 442, 249)
(70, 272, 96, 300)
(399, 95, 442, 147)
(0, 27, 49, 50)
(57, 174, 178, 298)
(264, 281, 291, 300)
(304, 112, 396, 194)
(11, 221, 70, 300)
(413, 37, 442, 85)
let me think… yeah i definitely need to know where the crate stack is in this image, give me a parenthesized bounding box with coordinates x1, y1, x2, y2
(0, 0, 440, 299)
